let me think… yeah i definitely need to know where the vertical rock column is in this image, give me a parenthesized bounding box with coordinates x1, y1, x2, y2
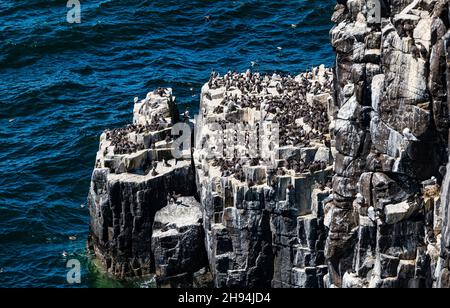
(194, 69, 335, 287)
(328, 0, 376, 287)
(330, 0, 449, 288)
(436, 0, 450, 288)
(88, 89, 198, 279)
(152, 197, 211, 287)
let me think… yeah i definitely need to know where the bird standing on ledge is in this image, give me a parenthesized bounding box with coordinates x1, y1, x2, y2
(403, 128, 419, 142)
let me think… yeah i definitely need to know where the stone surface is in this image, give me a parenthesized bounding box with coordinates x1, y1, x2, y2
(88, 89, 200, 281)
(194, 69, 335, 288)
(329, 0, 450, 288)
(152, 197, 210, 287)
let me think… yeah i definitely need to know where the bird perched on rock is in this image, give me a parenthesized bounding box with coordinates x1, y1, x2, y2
(183, 109, 190, 122)
(403, 128, 419, 142)
(421, 176, 437, 187)
(151, 161, 159, 176)
(416, 42, 428, 59)
(167, 192, 174, 204)
(368, 206, 376, 222)
(355, 193, 365, 205)
(172, 191, 181, 204)
(411, 45, 420, 59)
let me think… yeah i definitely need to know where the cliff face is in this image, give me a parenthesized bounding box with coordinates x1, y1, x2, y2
(88, 70, 337, 288)
(330, 0, 450, 288)
(194, 69, 334, 288)
(87, 0, 450, 288)
(87, 89, 206, 284)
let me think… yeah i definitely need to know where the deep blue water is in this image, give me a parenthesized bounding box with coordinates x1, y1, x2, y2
(0, 0, 335, 288)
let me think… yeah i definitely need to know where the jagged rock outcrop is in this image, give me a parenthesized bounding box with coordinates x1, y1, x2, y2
(194, 69, 335, 288)
(88, 89, 202, 280)
(88, 68, 337, 287)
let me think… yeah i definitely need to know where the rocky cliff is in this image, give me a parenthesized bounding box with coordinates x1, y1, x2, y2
(87, 0, 450, 288)
(194, 68, 334, 288)
(87, 89, 207, 284)
(329, 0, 450, 288)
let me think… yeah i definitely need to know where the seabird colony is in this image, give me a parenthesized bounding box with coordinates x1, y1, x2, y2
(201, 66, 334, 184)
(104, 87, 173, 152)
(95, 67, 334, 188)
(95, 87, 177, 175)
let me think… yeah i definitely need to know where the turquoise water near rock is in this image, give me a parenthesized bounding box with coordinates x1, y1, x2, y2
(0, 0, 335, 287)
